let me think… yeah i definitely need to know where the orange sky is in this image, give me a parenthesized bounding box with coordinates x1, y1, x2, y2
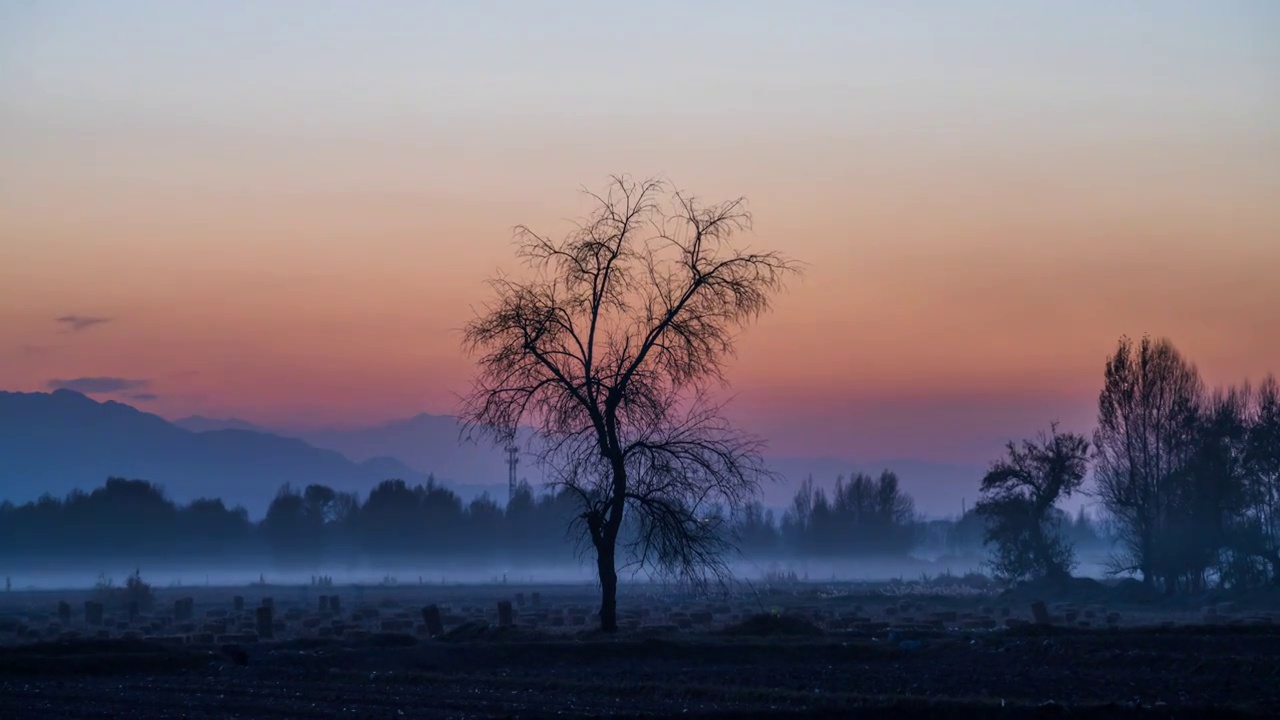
(1, 2, 1277, 464)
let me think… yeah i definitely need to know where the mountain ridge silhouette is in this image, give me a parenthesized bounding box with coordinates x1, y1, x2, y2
(2, 390, 984, 518)
(180, 408, 986, 516)
(0, 390, 506, 517)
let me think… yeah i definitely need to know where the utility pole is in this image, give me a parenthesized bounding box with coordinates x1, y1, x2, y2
(505, 441, 519, 503)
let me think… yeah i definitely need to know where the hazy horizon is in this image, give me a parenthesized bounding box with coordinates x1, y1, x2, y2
(3, 1, 1278, 472)
(2, 386, 1014, 519)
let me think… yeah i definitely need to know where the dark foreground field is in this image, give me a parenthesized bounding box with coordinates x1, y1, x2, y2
(1, 581, 1277, 718)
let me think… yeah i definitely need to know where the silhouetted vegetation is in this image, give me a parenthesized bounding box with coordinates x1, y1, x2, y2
(769, 472, 918, 557)
(0, 469, 1098, 578)
(459, 175, 799, 631)
(1094, 335, 1280, 593)
(1, 336, 1271, 601)
(92, 568, 155, 612)
(0, 477, 580, 569)
(974, 426, 1090, 582)
(0, 477, 1110, 575)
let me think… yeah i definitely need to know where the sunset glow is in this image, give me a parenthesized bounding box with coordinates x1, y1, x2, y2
(2, 0, 1277, 465)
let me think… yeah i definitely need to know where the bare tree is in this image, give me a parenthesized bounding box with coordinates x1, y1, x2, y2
(1093, 335, 1204, 591)
(974, 424, 1089, 582)
(460, 175, 799, 631)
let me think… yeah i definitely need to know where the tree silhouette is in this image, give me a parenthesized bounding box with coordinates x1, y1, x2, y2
(357, 479, 428, 557)
(181, 497, 252, 556)
(1094, 335, 1204, 591)
(731, 501, 780, 557)
(1238, 376, 1280, 584)
(262, 484, 323, 567)
(1170, 386, 1251, 591)
(460, 175, 798, 631)
(828, 471, 918, 555)
(974, 425, 1089, 582)
(778, 472, 917, 556)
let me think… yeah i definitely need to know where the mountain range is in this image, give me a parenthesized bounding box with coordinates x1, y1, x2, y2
(176, 413, 537, 491)
(0, 390, 506, 515)
(175, 417, 986, 515)
(0, 390, 983, 518)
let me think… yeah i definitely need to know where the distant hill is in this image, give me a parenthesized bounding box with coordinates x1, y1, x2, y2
(173, 412, 539, 492)
(0, 390, 502, 518)
(291, 413, 544, 490)
(280, 416, 984, 517)
(173, 415, 270, 434)
(0, 390, 983, 521)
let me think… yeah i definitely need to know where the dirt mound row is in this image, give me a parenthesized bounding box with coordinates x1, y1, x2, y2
(719, 613, 825, 637)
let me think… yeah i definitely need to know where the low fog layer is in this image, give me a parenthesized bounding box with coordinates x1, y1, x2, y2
(4, 340, 1274, 599)
(0, 475, 1119, 591)
(2, 554, 1122, 593)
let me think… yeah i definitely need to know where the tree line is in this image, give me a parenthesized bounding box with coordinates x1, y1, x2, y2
(0, 468, 1108, 571)
(0, 471, 935, 569)
(0, 339, 1272, 594)
(0, 478, 581, 569)
(959, 335, 1280, 592)
(1092, 336, 1280, 592)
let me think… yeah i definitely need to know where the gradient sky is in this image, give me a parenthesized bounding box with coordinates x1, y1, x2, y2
(2, 1, 1278, 465)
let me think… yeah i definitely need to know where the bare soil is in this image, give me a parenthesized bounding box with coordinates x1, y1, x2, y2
(1, 581, 1276, 718)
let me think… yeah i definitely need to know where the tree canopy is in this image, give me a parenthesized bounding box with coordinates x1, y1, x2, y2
(460, 175, 799, 631)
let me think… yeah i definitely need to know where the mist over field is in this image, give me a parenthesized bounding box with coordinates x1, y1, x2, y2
(5, 556, 1125, 594)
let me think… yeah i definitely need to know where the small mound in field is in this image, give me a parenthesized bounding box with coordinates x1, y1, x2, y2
(439, 622, 549, 642)
(439, 621, 488, 641)
(720, 613, 824, 637)
(1108, 577, 1161, 604)
(220, 644, 250, 666)
(277, 637, 340, 652)
(367, 632, 419, 648)
(1000, 575, 1113, 605)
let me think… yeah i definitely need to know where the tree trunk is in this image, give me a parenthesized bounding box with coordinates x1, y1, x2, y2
(596, 541, 618, 633)
(1139, 527, 1155, 588)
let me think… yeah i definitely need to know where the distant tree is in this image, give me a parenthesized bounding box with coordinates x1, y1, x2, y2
(975, 425, 1089, 582)
(180, 497, 252, 555)
(1170, 385, 1251, 590)
(0, 501, 12, 556)
(828, 471, 917, 555)
(731, 501, 780, 557)
(778, 472, 918, 557)
(64, 478, 179, 558)
(356, 479, 426, 556)
(532, 486, 584, 558)
(295, 484, 358, 559)
(1093, 335, 1204, 591)
(262, 484, 323, 566)
(1237, 375, 1280, 583)
(124, 568, 156, 610)
(460, 175, 798, 631)
(410, 476, 460, 549)
(465, 493, 504, 555)
(1059, 506, 1106, 551)
(780, 476, 818, 553)
(502, 482, 539, 555)
(947, 508, 988, 554)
